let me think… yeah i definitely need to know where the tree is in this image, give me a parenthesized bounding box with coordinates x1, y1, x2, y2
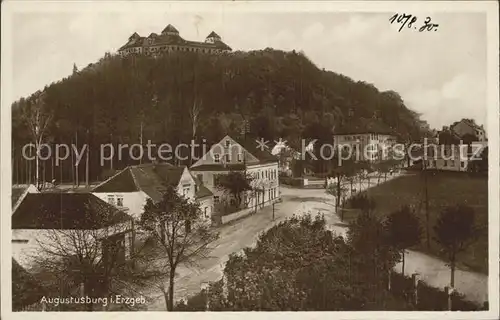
(347, 211, 400, 306)
(326, 154, 358, 217)
(22, 91, 53, 190)
(349, 193, 377, 216)
(215, 171, 253, 208)
(384, 205, 422, 274)
(434, 205, 476, 288)
(179, 214, 410, 311)
(139, 185, 219, 310)
(30, 220, 146, 311)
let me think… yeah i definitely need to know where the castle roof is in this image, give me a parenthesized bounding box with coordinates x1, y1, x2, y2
(207, 31, 221, 39)
(162, 24, 179, 34)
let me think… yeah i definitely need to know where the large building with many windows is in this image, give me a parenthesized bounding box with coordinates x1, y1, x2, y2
(190, 135, 280, 213)
(118, 24, 232, 57)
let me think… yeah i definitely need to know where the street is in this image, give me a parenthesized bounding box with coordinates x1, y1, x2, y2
(147, 172, 487, 309)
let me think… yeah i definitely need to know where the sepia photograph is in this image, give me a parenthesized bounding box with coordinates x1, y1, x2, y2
(1, 0, 498, 318)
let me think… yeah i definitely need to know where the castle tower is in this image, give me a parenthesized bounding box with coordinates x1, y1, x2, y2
(162, 24, 180, 36)
(205, 31, 221, 44)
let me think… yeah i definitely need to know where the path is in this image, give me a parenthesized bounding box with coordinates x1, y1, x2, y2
(147, 172, 487, 309)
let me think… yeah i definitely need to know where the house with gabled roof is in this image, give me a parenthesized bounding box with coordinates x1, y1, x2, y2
(190, 135, 280, 212)
(92, 163, 213, 222)
(12, 193, 134, 270)
(450, 118, 487, 142)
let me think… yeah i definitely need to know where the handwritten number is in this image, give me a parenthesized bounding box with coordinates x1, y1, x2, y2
(389, 14, 398, 24)
(408, 16, 417, 28)
(391, 13, 438, 32)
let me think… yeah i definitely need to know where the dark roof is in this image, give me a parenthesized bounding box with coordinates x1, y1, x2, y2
(232, 136, 279, 164)
(207, 31, 221, 39)
(93, 168, 138, 192)
(12, 186, 29, 209)
(93, 163, 186, 202)
(190, 163, 246, 171)
(12, 193, 132, 230)
(12, 259, 47, 310)
(192, 175, 213, 199)
(162, 24, 179, 34)
(119, 28, 231, 52)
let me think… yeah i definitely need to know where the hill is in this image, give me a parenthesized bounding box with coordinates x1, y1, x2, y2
(11, 49, 427, 183)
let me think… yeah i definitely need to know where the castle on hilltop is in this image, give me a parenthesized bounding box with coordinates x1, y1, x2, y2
(118, 24, 232, 57)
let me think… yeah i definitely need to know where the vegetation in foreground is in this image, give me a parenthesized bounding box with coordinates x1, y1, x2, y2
(343, 171, 487, 274)
(174, 213, 481, 311)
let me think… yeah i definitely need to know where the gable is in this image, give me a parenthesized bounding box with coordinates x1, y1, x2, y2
(191, 135, 260, 168)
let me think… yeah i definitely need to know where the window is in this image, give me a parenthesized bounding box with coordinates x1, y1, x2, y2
(225, 140, 231, 148)
(214, 153, 220, 163)
(461, 161, 466, 168)
(214, 196, 220, 204)
(107, 195, 115, 205)
(116, 196, 124, 207)
(237, 153, 243, 162)
(225, 154, 230, 162)
(204, 207, 208, 218)
(182, 184, 190, 196)
(444, 160, 448, 167)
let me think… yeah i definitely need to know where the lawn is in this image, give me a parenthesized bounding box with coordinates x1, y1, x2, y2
(341, 171, 488, 274)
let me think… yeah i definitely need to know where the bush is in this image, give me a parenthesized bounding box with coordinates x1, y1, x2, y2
(279, 176, 302, 187)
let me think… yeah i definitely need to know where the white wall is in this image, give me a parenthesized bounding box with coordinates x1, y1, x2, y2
(92, 191, 148, 220)
(12, 221, 133, 270)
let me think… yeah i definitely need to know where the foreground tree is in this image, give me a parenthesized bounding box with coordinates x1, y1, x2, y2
(384, 205, 422, 274)
(178, 214, 411, 311)
(139, 186, 219, 310)
(434, 205, 476, 288)
(22, 91, 53, 190)
(31, 222, 143, 311)
(216, 171, 253, 208)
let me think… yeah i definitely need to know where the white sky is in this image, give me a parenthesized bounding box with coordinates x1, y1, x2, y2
(8, 6, 488, 132)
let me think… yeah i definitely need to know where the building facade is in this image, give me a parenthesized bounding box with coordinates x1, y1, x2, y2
(450, 119, 487, 142)
(425, 142, 487, 172)
(11, 193, 134, 269)
(333, 132, 397, 162)
(190, 135, 280, 212)
(118, 24, 231, 57)
(92, 163, 213, 223)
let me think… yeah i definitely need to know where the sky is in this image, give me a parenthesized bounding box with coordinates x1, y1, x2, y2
(9, 7, 488, 132)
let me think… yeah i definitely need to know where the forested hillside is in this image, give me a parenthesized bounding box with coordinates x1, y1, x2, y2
(11, 49, 427, 184)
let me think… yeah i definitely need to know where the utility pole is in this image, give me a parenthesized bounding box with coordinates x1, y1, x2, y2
(272, 202, 275, 220)
(86, 129, 90, 188)
(423, 155, 430, 250)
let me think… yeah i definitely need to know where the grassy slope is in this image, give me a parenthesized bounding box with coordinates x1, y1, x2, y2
(344, 171, 488, 274)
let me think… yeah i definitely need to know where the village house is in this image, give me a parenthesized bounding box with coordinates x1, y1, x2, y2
(425, 141, 487, 172)
(333, 131, 397, 162)
(11, 192, 134, 270)
(92, 163, 214, 222)
(190, 135, 280, 212)
(118, 24, 231, 57)
(450, 118, 487, 142)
